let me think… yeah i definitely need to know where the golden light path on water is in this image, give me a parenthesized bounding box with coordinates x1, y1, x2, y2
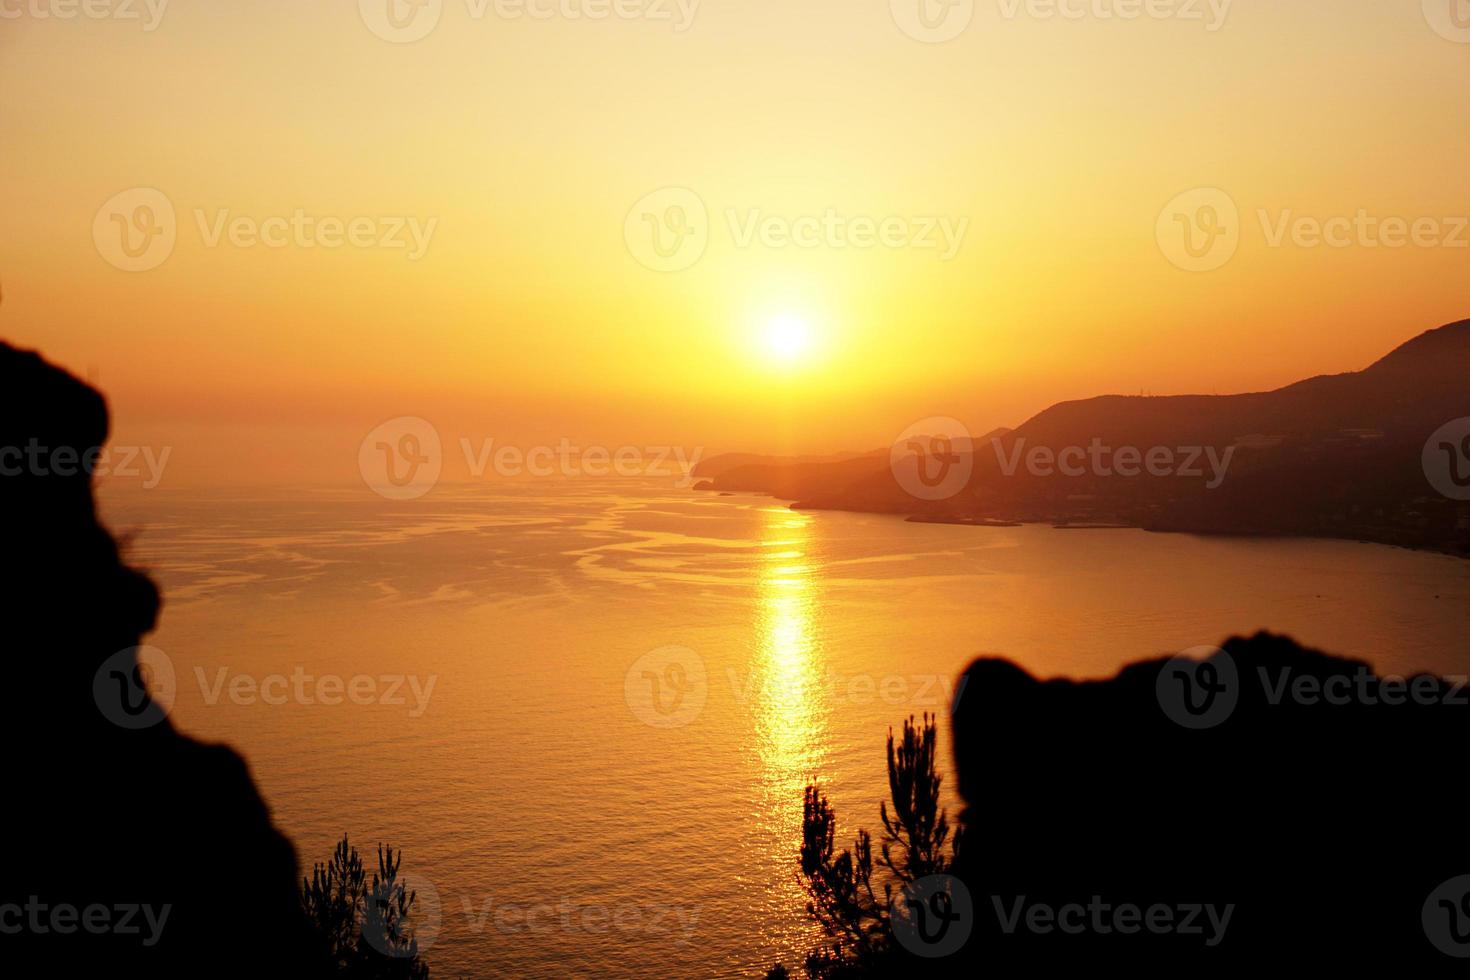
(752, 504, 830, 938)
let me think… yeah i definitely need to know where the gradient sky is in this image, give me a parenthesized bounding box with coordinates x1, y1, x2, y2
(2, 0, 1468, 485)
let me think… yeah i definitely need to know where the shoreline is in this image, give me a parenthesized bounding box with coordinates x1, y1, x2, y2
(707, 488, 1468, 560)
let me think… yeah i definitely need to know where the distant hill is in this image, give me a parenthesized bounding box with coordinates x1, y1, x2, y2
(694, 320, 1470, 555)
(692, 431, 1012, 508)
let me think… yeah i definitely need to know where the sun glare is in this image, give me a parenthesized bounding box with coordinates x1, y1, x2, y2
(763, 313, 812, 365)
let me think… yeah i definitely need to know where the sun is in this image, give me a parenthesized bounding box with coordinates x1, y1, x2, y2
(763, 313, 813, 364)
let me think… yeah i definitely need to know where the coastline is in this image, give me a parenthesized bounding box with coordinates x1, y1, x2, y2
(706, 488, 1469, 560)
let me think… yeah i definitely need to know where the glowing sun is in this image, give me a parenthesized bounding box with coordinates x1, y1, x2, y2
(763, 313, 813, 364)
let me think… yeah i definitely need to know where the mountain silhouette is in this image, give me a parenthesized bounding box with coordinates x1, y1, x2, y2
(1, 341, 331, 975)
(1003, 318, 1469, 447)
(695, 320, 1470, 554)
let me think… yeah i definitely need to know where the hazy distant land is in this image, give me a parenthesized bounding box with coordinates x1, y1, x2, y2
(694, 320, 1470, 558)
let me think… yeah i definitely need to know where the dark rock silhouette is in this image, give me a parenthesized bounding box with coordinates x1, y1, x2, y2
(1, 342, 330, 975)
(941, 632, 1468, 970)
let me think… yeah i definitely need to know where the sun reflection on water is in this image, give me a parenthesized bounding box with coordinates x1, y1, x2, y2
(752, 505, 834, 957)
(751, 505, 829, 855)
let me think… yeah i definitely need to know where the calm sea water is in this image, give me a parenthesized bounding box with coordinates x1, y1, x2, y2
(98, 481, 1470, 978)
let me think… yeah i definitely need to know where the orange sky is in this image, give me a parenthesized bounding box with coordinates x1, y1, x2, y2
(1, 1, 1468, 486)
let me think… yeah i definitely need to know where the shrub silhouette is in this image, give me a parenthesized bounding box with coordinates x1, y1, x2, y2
(302, 835, 430, 979)
(788, 714, 959, 977)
